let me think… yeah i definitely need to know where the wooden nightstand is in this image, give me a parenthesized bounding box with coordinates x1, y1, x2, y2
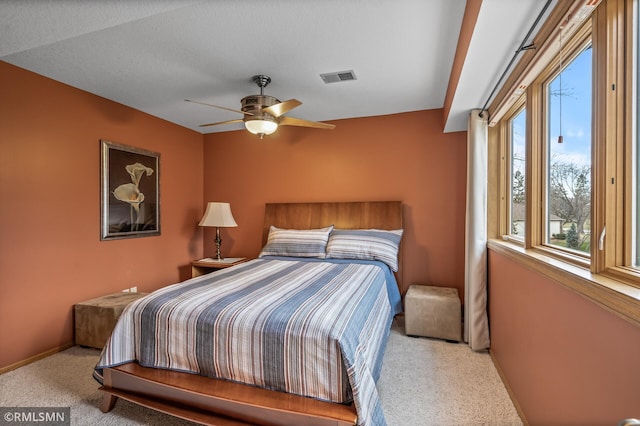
(191, 257, 250, 277)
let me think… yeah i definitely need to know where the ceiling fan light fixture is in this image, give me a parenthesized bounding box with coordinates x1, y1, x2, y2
(244, 117, 278, 138)
(190, 74, 335, 135)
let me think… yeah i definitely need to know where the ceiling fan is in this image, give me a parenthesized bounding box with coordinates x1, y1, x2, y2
(186, 75, 336, 139)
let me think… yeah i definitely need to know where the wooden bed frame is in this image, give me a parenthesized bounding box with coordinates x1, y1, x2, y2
(99, 201, 403, 426)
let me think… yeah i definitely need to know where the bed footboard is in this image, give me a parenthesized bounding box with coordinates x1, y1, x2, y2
(99, 363, 357, 426)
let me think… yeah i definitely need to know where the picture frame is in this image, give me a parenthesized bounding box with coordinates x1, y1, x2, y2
(101, 140, 160, 240)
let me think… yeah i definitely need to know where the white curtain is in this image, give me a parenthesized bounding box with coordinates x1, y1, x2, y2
(464, 109, 490, 350)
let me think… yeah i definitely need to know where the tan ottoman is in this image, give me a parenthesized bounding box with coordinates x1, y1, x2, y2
(405, 284, 461, 342)
(74, 292, 147, 348)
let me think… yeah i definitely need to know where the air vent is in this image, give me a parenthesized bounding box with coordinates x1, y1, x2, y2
(320, 70, 357, 84)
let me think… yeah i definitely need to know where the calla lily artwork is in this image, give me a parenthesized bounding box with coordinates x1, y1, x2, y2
(113, 163, 153, 229)
(101, 140, 160, 240)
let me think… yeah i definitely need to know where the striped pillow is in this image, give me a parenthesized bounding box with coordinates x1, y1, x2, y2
(259, 225, 334, 258)
(326, 229, 403, 271)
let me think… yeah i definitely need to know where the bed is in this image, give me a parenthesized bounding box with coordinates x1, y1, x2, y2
(95, 201, 403, 426)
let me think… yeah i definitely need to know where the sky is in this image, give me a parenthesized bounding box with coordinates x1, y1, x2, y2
(548, 45, 592, 168)
(510, 44, 592, 174)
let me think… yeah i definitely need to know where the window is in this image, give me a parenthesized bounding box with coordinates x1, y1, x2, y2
(509, 106, 526, 239)
(493, 2, 594, 263)
(489, 0, 640, 326)
(545, 44, 592, 255)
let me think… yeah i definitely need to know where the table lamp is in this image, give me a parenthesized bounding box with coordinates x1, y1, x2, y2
(198, 202, 238, 260)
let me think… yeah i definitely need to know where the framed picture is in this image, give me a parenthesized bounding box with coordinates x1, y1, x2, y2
(101, 140, 160, 240)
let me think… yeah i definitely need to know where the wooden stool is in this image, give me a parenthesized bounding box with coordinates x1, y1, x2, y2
(405, 284, 461, 342)
(74, 292, 147, 348)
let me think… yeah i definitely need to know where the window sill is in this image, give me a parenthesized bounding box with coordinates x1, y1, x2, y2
(487, 239, 640, 328)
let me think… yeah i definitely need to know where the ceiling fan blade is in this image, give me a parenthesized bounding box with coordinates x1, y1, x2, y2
(279, 116, 336, 130)
(262, 99, 302, 118)
(199, 118, 244, 127)
(185, 99, 253, 116)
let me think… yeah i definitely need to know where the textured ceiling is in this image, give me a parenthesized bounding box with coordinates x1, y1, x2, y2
(1, 0, 552, 134)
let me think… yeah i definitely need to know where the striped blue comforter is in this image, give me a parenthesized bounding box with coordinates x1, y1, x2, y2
(95, 257, 400, 426)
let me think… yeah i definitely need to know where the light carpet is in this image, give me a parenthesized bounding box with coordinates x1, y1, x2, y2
(0, 318, 522, 425)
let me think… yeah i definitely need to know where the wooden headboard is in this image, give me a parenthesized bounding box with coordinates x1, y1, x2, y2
(262, 201, 403, 288)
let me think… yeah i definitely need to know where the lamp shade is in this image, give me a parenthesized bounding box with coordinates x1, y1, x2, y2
(245, 118, 278, 136)
(198, 202, 238, 227)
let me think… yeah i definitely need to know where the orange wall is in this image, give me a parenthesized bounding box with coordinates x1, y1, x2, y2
(0, 62, 204, 369)
(488, 250, 640, 424)
(202, 110, 468, 296)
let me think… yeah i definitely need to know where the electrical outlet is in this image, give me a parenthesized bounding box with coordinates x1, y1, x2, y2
(130, 286, 138, 293)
